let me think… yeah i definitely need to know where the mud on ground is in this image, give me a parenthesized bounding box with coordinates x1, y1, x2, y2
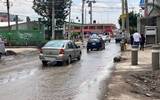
(126, 70, 160, 99)
(105, 49, 160, 100)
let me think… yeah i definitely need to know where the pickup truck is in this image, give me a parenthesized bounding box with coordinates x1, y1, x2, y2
(0, 40, 5, 59)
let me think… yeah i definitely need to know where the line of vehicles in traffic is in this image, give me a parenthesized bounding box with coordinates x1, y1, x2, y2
(0, 33, 112, 66)
(39, 33, 111, 66)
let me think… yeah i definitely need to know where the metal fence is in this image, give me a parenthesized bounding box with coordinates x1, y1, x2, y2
(0, 30, 45, 46)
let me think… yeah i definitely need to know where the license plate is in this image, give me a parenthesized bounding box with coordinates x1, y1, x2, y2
(92, 43, 96, 45)
(45, 57, 55, 61)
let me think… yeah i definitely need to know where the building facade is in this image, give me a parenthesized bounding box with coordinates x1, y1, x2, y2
(139, 0, 160, 44)
(65, 23, 117, 36)
(0, 12, 17, 22)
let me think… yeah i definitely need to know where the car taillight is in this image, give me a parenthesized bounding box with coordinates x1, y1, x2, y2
(59, 49, 64, 54)
(39, 48, 43, 53)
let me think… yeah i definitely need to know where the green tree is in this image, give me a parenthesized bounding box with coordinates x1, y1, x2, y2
(32, 0, 71, 39)
(119, 11, 140, 34)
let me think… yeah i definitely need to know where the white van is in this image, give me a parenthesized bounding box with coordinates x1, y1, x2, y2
(0, 38, 5, 59)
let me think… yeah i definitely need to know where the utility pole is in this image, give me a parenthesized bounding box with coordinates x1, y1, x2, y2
(68, 1, 72, 39)
(121, 0, 125, 31)
(125, 0, 129, 35)
(87, 0, 96, 24)
(89, 2, 92, 24)
(144, 0, 148, 17)
(52, 0, 55, 39)
(6, 0, 11, 31)
(15, 15, 18, 32)
(85, 8, 87, 24)
(81, 0, 85, 42)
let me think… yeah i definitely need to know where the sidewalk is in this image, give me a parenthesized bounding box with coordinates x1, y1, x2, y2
(105, 46, 159, 100)
(5, 47, 38, 55)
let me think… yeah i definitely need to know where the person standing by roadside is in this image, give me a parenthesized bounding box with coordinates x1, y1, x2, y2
(133, 31, 141, 48)
(121, 30, 128, 50)
(140, 34, 145, 51)
(130, 34, 134, 46)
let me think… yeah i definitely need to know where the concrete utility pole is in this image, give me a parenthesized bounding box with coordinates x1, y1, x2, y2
(125, 0, 130, 34)
(144, 0, 148, 17)
(81, 0, 85, 42)
(52, 0, 55, 39)
(15, 15, 18, 32)
(68, 1, 72, 39)
(6, 0, 11, 31)
(121, 0, 125, 30)
(87, 0, 96, 24)
(85, 8, 87, 24)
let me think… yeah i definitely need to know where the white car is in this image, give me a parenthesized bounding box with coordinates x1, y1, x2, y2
(101, 35, 111, 42)
(0, 38, 5, 59)
(39, 40, 82, 66)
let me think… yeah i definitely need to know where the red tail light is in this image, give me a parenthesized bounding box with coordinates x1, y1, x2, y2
(59, 49, 64, 54)
(39, 48, 43, 53)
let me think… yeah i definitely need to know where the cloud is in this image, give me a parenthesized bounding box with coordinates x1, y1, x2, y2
(0, 0, 39, 18)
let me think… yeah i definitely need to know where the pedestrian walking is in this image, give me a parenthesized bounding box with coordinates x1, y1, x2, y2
(133, 31, 141, 48)
(130, 34, 134, 46)
(121, 30, 127, 50)
(140, 34, 145, 51)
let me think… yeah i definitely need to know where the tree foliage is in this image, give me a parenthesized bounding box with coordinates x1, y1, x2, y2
(119, 11, 140, 34)
(32, 0, 71, 28)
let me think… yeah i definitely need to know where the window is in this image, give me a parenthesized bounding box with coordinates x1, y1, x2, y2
(74, 26, 80, 29)
(97, 26, 103, 29)
(89, 26, 95, 29)
(84, 26, 88, 29)
(44, 41, 65, 48)
(67, 42, 75, 49)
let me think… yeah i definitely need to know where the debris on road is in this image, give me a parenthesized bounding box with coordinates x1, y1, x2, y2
(5, 50, 17, 56)
(113, 56, 127, 63)
(126, 71, 160, 99)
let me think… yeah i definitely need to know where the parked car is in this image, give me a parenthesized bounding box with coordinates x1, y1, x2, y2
(39, 40, 82, 66)
(101, 35, 111, 42)
(0, 38, 5, 59)
(87, 36, 105, 52)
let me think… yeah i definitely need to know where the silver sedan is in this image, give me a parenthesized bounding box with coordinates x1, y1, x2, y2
(39, 40, 82, 66)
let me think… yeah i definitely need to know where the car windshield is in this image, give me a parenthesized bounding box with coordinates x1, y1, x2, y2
(44, 41, 65, 48)
(90, 34, 100, 39)
(89, 38, 100, 42)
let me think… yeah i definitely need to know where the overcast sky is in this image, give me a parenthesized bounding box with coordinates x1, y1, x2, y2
(0, 0, 140, 27)
(71, 0, 140, 27)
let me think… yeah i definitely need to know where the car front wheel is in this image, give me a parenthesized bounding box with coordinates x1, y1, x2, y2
(77, 55, 81, 60)
(87, 48, 90, 52)
(66, 56, 71, 65)
(42, 61, 48, 66)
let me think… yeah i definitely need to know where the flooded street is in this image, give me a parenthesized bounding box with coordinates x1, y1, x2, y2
(0, 42, 120, 100)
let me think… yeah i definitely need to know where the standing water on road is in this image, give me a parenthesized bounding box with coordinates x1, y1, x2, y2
(0, 42, 120, 100)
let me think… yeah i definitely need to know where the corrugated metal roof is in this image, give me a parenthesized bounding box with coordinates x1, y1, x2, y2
(0, 21, 27, 27)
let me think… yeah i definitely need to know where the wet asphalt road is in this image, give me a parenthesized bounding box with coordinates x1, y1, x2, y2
(0, 41, 120, 100)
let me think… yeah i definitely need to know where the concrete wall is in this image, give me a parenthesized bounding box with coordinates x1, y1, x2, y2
(0, 21, 42, 31)
(11, 22, 39, 31)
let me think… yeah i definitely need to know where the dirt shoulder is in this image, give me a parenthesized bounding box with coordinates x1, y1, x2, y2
(105, 48, 160, 100)
(0, 48, 39, 71)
